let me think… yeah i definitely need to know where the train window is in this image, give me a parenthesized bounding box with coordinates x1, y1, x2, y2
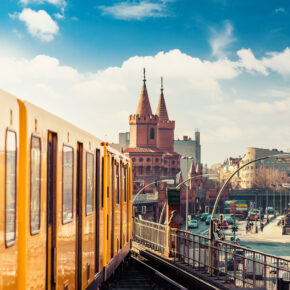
(63, 145, 73, 224)
(115, 163, 119, 204)
(30, 136, 41, 235)
(124, 167, 127, 202)
(86, 152, 94, 215)
(5, 130, 17, 247)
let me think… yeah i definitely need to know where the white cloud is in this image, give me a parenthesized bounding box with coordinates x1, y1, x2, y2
(237, 48, 268, 75)
(274, 7, 286, 14)
(262, 48, 290, 77)
(209, 21, 236, 58)
(17, 8, 59, 41)
(19, 0, 66, 6)
(99, 1, 167, 20)
(0, 48, 290, 165)
(54, 12, 64, 19)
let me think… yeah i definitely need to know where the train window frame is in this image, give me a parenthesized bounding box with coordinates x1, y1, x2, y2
(62, 144, 74, 225)
(5, 128, 17, 248)
(123, 165, 127, 203)
(115, 162, 120, 204)
(101, 156, 104, 208)
(86, 152, 94, 215)
(30, 134, 41, 235)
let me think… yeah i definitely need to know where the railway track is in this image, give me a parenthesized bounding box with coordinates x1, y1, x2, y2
(101, 256, 187, 289)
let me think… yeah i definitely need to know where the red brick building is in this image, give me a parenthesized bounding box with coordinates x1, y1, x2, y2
(124, 72, 182, 220)
(124, 71, 210, 221)
(124, 73, 180, 188)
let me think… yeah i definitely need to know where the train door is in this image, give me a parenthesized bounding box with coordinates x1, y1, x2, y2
(95, 149, 100, 273)
(76, 142, 83, 289)
(126, 168, 130, 243)
(46, 132, 57, 290)
(110, 157, 114, 258)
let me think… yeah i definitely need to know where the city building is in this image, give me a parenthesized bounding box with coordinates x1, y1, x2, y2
(239, 147, 290, 189)
(123, 71, 183, 221)
(217, 157, 242, 189)
(174, 131, 201, 180)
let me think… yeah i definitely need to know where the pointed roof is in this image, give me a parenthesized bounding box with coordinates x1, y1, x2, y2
(196, 163, 202, 174)
(136, 68, 152, 115)
(189, 161, 196, 175)
(156, 77, 169, 121)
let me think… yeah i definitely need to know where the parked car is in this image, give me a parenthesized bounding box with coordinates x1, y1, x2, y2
(188, 219, 198, 229)
(221, 220, 229, 229)
(205, 215, 212, 225)
(200, 213, 208, 221)
(266, 206, 274, 215)
(224, 215, 234, 225)
(270, 261, 288, 274)
(248, 209, 260, 221)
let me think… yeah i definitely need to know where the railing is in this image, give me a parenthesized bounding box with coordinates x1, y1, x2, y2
(132, 218, 290, 289)
(133, 218, 165, 253)
(171, 229, 290, 289)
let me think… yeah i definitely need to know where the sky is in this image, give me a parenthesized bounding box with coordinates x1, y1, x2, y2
(1, 0, 290, 166)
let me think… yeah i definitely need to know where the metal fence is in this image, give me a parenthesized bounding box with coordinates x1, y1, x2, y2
(133, 218, 290, 289)
(133, 218, 166, 253)
(170, 228, 290, 289)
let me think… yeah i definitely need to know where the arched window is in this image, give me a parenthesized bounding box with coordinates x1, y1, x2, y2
(150, 128, 154, 139)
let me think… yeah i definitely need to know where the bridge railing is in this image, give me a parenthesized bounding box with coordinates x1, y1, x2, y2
(133, 218, 165, 253)
(170, 228, 290, 289)
(132, 218, 290, 289)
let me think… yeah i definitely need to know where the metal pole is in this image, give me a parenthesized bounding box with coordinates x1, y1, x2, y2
(280, 190, 282, 215)
(273, 190, 276, 216)
(285, 190, 287, 212)
(208, 153, 290, 240)
(185, 159, 189, 231)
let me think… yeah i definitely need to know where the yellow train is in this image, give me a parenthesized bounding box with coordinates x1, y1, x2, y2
(0, 89, 132, 289)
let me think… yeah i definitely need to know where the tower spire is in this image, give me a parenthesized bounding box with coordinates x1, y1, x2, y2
(156, 77, 169, 121)
(136, 68, 152, 115)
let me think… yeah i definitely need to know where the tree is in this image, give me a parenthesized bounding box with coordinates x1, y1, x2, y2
(253, 167, 287, 189)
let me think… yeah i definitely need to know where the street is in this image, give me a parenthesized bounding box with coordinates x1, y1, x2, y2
(183, 217, 290, 259)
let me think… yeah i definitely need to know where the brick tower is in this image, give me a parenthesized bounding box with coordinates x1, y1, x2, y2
(156, 77, 175, 152)
(124, 70, 182, 221)
(129, 68, 159, 148)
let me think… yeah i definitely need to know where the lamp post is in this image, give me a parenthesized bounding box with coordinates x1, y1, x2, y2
(182, 156, 193, 231)
(132, 179, 171, 204)
(158, 173, 218, 225)
(209, 153, 290, 241)
(271, 184, 277, 216)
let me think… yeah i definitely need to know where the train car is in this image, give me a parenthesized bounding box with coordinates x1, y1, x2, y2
(0, 90, 20, 289)
(0, 89, 132, 289)
(102, 146, 132, 281)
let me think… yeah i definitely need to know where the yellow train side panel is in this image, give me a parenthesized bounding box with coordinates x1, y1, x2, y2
(17, 99, 28, 290)
(0, 92, 19, 290)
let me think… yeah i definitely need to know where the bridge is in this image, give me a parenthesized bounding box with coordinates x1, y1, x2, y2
(105, 218, 290, 290)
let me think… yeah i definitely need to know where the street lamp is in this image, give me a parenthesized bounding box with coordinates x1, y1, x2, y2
(132, 179, 171, 204)
(158, 173, 218, 226)
(182, 156, 193, 231)
(209, 153, 290, 241)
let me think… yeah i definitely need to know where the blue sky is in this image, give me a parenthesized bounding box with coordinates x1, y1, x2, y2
(1, 0, 290, 165)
